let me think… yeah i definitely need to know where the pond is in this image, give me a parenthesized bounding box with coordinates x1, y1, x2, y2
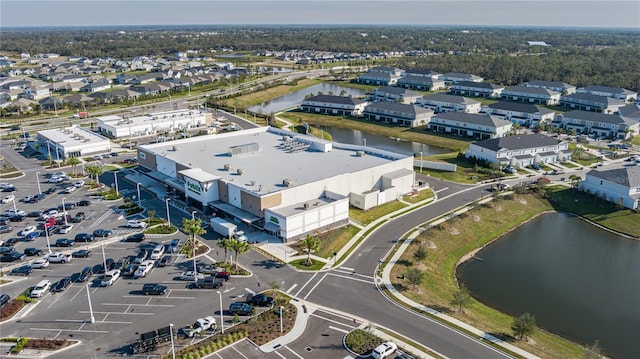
(457, 212, 640, 359)
(247, 83, 367, 115)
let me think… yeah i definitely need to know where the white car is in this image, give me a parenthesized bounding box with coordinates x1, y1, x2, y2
(74, 180, 85, 188)
(134, 260, 154, 278)
(3, 209, 25, 217)
(48, 176, 63, 183)
(31, 258, 50, 269)
(45, 252, 72, 264)
(101, 269, 121, 286)
(127, 220, 147, 228)
(1, 194, 15, 204)
(179, 271, 204, 281)
(64, 186, 76, 193)
(59, 224, 74, 234)
(0, 183, 15, 190)
(41, 209, 60, 219)
(19, 225, 38, 237)
(371, 342, 398, 359)
(30, 280, 52, 298)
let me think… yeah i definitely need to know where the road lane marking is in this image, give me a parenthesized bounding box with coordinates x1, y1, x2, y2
(328, 325, 350, 334)
(339, 266, 354, 271)
(303, 273, 328, 300)
(245, 288, 255, 295)
(284, 346, 305, 359)
(327, 273, 374, 284)
(231, 346, 249, 359)
(311, 313, 356, 329)
(332, 269, 372, 279)
(30, 327, 109, 334)
(294, 271, 318, 297)
(286, 283, 297, 293)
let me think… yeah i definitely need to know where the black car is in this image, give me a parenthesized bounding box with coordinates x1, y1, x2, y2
(72, 249, 92, 258)
(0, 217, 8, 225)
(110, 152, 119, 157)
(56, 238, 76, 247)
(77, 266, 93, 282)
(75, 233, 94, 242)
(142, 283, 168, 295)
(9, 215, 25, 222)
(71, 212, 85, 223)
(113, 256, 131, 270)
(246, 293, 274, 307)
(10, 265, 32, 276)
(55, 215, 73, 226)
(27, 211, 43, 218)
(43, 225, 60, 236)
(0, 294, 10, 308)
(194, 276, 225, 289)
(28, 193, 46, 203)
(123, 158, 138, 164)
(52, 277, 72, 292)
(24, 247, 44, 256)
(123, 233, 145, 242)
(58, 202, 77, 210)
(77, 200, 92, 207)
(44, 186, 57, 194)
(157, 255, 172, 267)
(97, 258, 115, 274)
(93, 229, 112, 238)
(134, 249, 150, 264)
(0, 225, 13, 234)
(228, 302, 253, 316)
(0, 246, 15, 255)
(122, 263, 138, 277)
(4, 237, 19, 246)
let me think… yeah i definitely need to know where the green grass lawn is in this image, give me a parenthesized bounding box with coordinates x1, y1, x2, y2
(349, 201, 408, 226)
(630, 136, 640, 146)
(561, 161, 578, 168)
(292, 225, 360, 259)
(144, 224, 178, 235)
(289, 258, 325, 271)
(403, 188, 435, 204)
(419, 152, 503, 184)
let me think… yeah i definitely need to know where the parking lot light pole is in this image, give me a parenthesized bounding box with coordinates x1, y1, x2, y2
(101, 243, 107, 274)
(191, 211, 197, 278)
(35, 172, 42, 194)
(217, 291, 224, 334)
(279, 306, 284, 333)
(165, 198, 172, 226)
(85, 284, 95, 323)
(113, 172, 119, 195)
(169, 323, 176, 359)
(44, 226, 52, 254)
(136, 183, 141, 206)
(61, 197, 68, 226)
(11, 196, 17, 213)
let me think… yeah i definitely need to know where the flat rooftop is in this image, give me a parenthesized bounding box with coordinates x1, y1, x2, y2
(38, 125, 110, 147)
(98, 109, 208, 128)
(141, 127, 410, 195)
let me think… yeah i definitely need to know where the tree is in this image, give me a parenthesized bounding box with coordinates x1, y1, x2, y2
(218, 238, 232, 264)
(147, 210, 156, 222)
(67, 157, 81, 176)
(84, 164, 104, 186)
(568, 174, 582, 189)
(181, 218, 206, 258)
(511, 312, 537, 340)
(450, 285, 472, 313)
(301, 234, 320, 266)
(228, 239, 251, 271)
(584, 340, 603, 359)
(405, 267, 424, 290)
(413, 245, 428, 261)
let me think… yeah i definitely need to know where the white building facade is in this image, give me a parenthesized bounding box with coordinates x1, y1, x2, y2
(465, 133, 571, 167)
(579, 167, 640, 210)
(97, 109, 211, 138)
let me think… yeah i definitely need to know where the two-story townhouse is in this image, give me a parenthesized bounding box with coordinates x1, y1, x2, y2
(616, 104, 640, 120)
(521, 80, 576, 95)
(559, 93, 626, 114)
(403, 69, 441, 79)
(417, 93, 481, 114)
(465, 133, 571, 167)
(500, 85, 561, 105)
(576, 85, 637, 102)
(439, 72, 484, 84)
(20, 86, 50, 100)
(362, 102, 433, 127)
(369, 86, 422, 104)
(449, 81, 504, 98)
(429, 112, 512, 140)
(79, 80, 111, 93)
(482, 101, 555, 127)
(357, 72, 401, 86)
(579, 167, 640, 210)
(553, 110, 639, 140)
(396, 75, 446, 91)
(300, 95, 368, 116)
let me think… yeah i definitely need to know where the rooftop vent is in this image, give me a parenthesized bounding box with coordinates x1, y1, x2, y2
(250, 180, 256, 186)
(356, 150, 365, 157)
(224, 164, 233, 171)
(236, 168, 244, 175)
(283, 179, 293, 187)
(303, 202, 310, 210)
(172, 145, 178, 151)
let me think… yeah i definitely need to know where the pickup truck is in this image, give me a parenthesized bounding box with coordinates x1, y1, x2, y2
(194, 276, 225, 289)
(45, 252, 72, 263)
(181, 316, 217, 338)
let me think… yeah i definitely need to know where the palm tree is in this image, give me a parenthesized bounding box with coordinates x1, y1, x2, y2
(67, 157, 81, 176)
(84, 164, 104, 186)
(218, 238, 232, 264)
(181, 218, 206, 259)
(228, 239, 251, 271)
(301, 234, 320, 266)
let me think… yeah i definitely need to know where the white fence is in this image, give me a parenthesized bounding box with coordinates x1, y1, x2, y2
(414, 160, 457, 172)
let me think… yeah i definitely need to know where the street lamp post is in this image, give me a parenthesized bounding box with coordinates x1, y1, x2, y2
(279, 306, 284, 333)
(169, 323, 176, 359)
(85, 284, 95, 323)
(61, 197, 68, 226)
(44, 226, 52, 254)
(35, 172, 42, 194)
(165, 198, 172, 226)
(101, 243, 107, 275)
(217, 291, 225, 334)
(191, 210, 197, 278)
(419, 151, 423, 173)
(363, 138, 367, 150)
(136, 183, 142, 206)
(113, 172, 119, 195)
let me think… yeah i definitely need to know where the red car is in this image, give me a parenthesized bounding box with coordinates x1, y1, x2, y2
(44, 217, 56, 229)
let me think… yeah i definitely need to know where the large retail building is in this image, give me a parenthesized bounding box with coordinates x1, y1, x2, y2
(136, 127, 415, 240)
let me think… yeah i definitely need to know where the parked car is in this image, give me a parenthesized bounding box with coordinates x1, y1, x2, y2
(180, 271, 204, 281)
(76, 266, 93, 282)
(157, 254, 172, 267)
(228, 302, 253, 316)
(127, 220, 147, 228)
(44, 217, 57, 229)
(123, 158, 138, 164)
(150, 244, 165, 260)
(28, 193, 46, 203)
(56, 238, 76, 247)
(72, 249, 92, 258)
(194, 276, 225, 289)
(73, 180, 85, 188)
(372, 342, 398, 359)
(1, 252, 26, 262)
(0, 183, 16, 192)
(134, 260, 154, 278)
(31, 258, 49, 269)
(30, 280, 52, 298)
(63, 186, 76, 194)
(93, 229, 112, 238)
(1, 194, 15, 204)
(180, 316, 217, 338)
(4, 237, 19, 246)
(212, 271, 230, 281)
(52, 277, 72, 292)
(0, 294, 10, 308)
(0, 246, 15, 255)
(19, 226, 37, 237)
(142, 283, 168, 295)
(41, 209, 60, 219)
(123, 233, 145, 242)
(59, 224, 74, 234)
(72, 212, 86, 223)
(0, 225, 13, 234)
(45, 252, 72, 263)
(100, 269, 121, 286)
(27, 211, 43, 218)
(24, 247, 44, 256)
(122, 263, 138, 277)
(77, 200, 92, 207)
(44, 186, 57, 194)
(246, 293, 274, 307)
(75, 233, 94, 242)
(113, 256, 131, 270)
(43, 225, 60, 236)
(3, 209, 25, 217)
(24, 231, 41, 241)
(9, 215, 25, 222)
(133, 249, 150, 264)
(97, 258, 115, 274)
(10, 265, 33, 276)
(48, 176, 63, 183)
(167, 239, 181, 253)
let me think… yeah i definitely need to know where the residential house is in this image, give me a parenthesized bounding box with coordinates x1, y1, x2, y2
(63, 94, 96, 108)
(8, 98, 35, 113)
(300, 95, 367, 116)
(38, 97, 63, 111)
(521, 80, 576, 95)
(369, 86, 422, 104)
(20, 86, 50, 100)
(417, 93, 481, 114)
(579, 167, 640, 210)
(439, 72, 484, 84)
(114, 74, 137, 85)
(52, 81, 84, 93)
(500, 85, 560, 105)
(482, 101, 555, 127)
(576, 85, 637, 102)
(357, 66, 404, 86)
(59, 74, 86, 83)
(130, 84, 164, 96)
(552, 110, 639, 140)
(134, 73, 158, 85)
(559, 93, 626, 114)
(617, 104, 640, 121)
(449, 81, 504, 98)
(465, 133, 571, 167)
(403, 69, 441, 79)
(362, 102, 433, 127)
(80, 80, 111, 93)
(429, 112, 512, 139)
(396, 75, 446, 91)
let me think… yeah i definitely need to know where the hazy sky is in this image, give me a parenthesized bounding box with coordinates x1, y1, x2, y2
(2, 0, 639, 28)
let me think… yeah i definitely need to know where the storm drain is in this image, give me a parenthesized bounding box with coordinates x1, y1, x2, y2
(305, 347, 313, 352)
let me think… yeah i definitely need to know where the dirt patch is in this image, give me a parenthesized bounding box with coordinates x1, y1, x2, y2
(473, 215, 481, 222)
(517, 197, 528, 204)
(416, 262, 428, 271)
(424, 240, 437, 249)
(448, 227, 460, 235)
(495, 205, 503, 212)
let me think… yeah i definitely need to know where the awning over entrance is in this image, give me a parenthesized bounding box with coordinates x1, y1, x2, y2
(165, 177, 185, 191)
(264, 222, 280, 232)
(208, 201, 261, 224)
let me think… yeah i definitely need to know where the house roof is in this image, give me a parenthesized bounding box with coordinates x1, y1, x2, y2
(473, 133, 561, 151)
(404, 69, 441, 77)
(442, 72, 483, 81)
(373, 86, 421, 97)
(422, 93, 480, 105)
(503, 85, 559, 96)
(433, 112, 512, 128)
(364, 102, 432, 116)
(368, 66, 402, 73)
(586, 166, 640, 188)
(561, 93, 626, 105)
(580, 85, 637, 96)
(617, 104, 640, 119)
(451, 81, 503, 90)
(562, 110, 636, 126)
(487, 101, 554, 115)
(523, 80, 575, 89)
(397, 75, 441, 84)
(303, 95, 366, 106)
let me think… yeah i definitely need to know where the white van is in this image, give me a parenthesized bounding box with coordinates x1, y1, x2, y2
(150, 245, 165, 260)
(30, 280, 51, 298)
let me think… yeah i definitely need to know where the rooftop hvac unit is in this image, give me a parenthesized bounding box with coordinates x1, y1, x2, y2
(303, 202, 310, 210)
(224, 164, 233, 171)
(83, 138, 90, 142)
(283, 179, 293, 187)
(236, 168, 244, 175)
(250, 180, 256, 186)
(356, 150, 365, 157)
(172, 145, 178, 151)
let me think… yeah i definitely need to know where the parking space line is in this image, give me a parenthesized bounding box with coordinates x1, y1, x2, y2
(245, 288, 255, 295)
(303, 272, 329, 300)
(30, 327, 110, 334)
(294, 272, 318, 298)
(284, 345, 305, 359)
(310, 313, 356, 329)
(272, 348, 287, 359)
(232, 345, 250, 359)
(79, 310, 155, 316)
(328, 325, 350, 334)
(286, 283, 297, 293)
(327, 273, 374, 285)
(102, 303, 175, 307)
